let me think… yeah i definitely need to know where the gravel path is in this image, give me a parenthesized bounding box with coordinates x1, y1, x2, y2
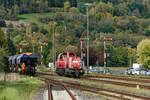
(32, 85, 106, 100)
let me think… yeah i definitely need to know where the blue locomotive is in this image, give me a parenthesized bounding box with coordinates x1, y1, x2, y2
(9, 52, 37, 76)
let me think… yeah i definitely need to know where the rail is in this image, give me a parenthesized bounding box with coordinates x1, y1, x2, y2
(88, 75, 150, 83)
(37, 72, 150, 90)
(43, 78, 76, 100)
(37, 76, 150, 100)
(81, 78, 150, 90)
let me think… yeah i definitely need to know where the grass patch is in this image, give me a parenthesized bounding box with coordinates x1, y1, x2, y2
(18, 12, 55, 27)
(0, 75, 45, 100)
(17, 12, 68, 27)
(108, 67, 129, 71)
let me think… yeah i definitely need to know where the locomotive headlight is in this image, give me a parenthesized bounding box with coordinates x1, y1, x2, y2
(73, 60, 78, 63)
(73, 61, 78, 67)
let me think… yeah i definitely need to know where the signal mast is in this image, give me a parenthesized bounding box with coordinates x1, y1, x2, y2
(19, 43, 27, 53)
(103, 37, 112, 73)
(40, 42, 48, 65)
(80, 38, 89, 74)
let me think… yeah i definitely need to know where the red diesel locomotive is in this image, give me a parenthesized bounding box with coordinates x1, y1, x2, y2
(56, 52, 84, 77)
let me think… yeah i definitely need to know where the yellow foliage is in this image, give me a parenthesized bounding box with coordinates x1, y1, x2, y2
(137, 39, 150, 68)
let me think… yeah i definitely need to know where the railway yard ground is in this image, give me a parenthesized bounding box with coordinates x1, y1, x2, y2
(36, 72, 150, 100)
(1, 71, 150, 100)
(32, 85, 104, 100)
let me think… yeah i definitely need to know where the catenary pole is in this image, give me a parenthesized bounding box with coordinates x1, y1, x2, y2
(85, 3, 91, 74)
(40, 43, 48, 65)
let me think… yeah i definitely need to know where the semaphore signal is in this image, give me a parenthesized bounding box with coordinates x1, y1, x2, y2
(104, 37, 112, 73)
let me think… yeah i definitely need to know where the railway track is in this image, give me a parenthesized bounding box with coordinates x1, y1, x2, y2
(38, 76, 150, 100)
(44, 78, 77, 100)
(87, 75, 150, 83)
(88, 74, 150, 80)
(37, 71, 150, 81)
(37, 72, 150, 90)
(81, 78, 150, 90)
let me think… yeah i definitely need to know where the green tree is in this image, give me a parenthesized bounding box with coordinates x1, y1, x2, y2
(114, 4, 129, 16)
(0, 47, 8, 72)
(13, 5, 20, 17)
(128, 47, 136, 67)
(7, 38, 16, 55)
(0, 28, 9, 72)
(144, 25, 150, 36)
(77, 2, 86, 14)
(137, 39, 150, 69)
(93, 2, 114, 14)
(109, 47, 128, 67)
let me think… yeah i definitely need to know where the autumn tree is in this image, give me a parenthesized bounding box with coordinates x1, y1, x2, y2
(64, 1, 70, 12)
(137, 39, 150, 69)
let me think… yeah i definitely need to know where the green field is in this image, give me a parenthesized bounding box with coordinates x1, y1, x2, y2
(0, 75, 45, 100)
(18, 12, 55, 27)
(18, 12, 68, 27)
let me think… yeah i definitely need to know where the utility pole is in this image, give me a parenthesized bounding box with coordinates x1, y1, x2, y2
(104, 37, 112, 73)
(32, 45, 35, 54)
(32, 32, 36, 54)
(53, 24, 55, 68)
(40, 43, 48, 65)
(80, 40, 83, 60)
(84, 3, 91, 74)
(19, 43, 27, 53)
(50, 22, 56, 68)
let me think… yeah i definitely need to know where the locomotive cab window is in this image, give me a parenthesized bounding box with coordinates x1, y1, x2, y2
(60, 53, 67, 58)
(69, 53, 75, 57)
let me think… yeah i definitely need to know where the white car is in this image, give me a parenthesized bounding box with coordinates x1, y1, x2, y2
(140, 70, 147, 75)
(146, 70, 150, 75)
(132, 69, 140, 75)
(125, 68, 134, 75)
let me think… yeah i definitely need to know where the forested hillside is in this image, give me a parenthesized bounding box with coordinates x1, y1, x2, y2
(0, 0, 150, 68)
